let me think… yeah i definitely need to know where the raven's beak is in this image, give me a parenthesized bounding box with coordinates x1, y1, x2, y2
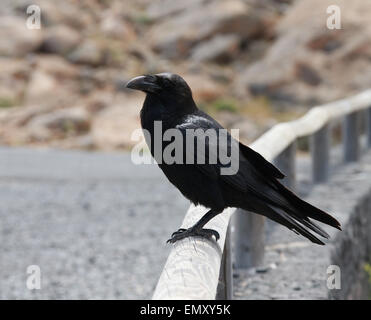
(126, 75, 161, 93)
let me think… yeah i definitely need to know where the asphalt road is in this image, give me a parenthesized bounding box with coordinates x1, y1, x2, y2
(0, 147, 188, 299)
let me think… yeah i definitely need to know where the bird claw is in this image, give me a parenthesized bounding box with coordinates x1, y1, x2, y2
(171, 228, 186, 237)
(167, 228, 220, 244)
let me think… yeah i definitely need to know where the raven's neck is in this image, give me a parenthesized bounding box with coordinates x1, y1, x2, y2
(140, 94, 197, 132)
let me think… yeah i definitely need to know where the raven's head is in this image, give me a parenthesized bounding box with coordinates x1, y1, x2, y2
(126, 73, 194, 104)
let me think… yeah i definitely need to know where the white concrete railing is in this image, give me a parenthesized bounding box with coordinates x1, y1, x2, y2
(152, 90, 371, 300)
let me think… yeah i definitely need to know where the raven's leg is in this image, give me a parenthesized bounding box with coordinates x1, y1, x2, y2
(167, 209, 222, 244)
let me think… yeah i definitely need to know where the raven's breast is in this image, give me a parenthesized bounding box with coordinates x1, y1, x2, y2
(158, 163, 225, 210)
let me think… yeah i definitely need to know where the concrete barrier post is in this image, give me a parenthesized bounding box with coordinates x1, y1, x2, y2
(273, 141, 296, 190)
(343, 111, 360, 162)
(367, 106, 371, 148)
(216, 224, 233, 299)
(310, 124, 330, 183)
(232, 209, 265, 269)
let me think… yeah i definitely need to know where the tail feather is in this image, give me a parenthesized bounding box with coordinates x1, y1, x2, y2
(299, 218, 330, 239)
(265, 204, 326, 245)
(245, 168, 342, 245)
(277, 183, 341, 230)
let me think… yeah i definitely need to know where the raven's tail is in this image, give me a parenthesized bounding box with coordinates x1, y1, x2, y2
(265, 203, 330, 245)
(255, 183, 341, 245)
(278, 183, 341, 229)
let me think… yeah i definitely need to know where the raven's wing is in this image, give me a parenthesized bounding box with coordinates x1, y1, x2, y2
(188, 110, 284, 182)
(238, 142, 285, 180)
(176, 113, 283, 192)
(175, 114, 252, 193)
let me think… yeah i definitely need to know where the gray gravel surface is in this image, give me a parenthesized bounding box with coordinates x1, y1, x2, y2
(0, 147, 188, 299)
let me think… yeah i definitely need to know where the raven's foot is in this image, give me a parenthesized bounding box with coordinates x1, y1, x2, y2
(166, 227, 220, 244)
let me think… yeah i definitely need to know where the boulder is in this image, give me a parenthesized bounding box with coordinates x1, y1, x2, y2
(148, 0, 272, 58)
(183, 73, 226, 102)
(0, 16, 43, 57)
(100, 12, 136, 41)
(37, 0, 94, 29)
(0, 104, 91, 146)
(91, 95, 142, 150)
(146, 0, 207, 20)
(24, 70, 58, 105)
(215, 111, 264, 143)
(0, 104, 58, 129)
(26, 107, 91, 141)
(68, 40, 107, 66)
(52, 134, 96, 150)
(40, 25, 81, 55)
(23, 69, 79, 109)
(190, 35, 239, 63)
(32, 55, 79, 79)
(0, 58, 31, 107)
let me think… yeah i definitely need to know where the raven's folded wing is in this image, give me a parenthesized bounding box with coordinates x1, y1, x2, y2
(175, 117, 250, 193)
(238, 142, 285, 180)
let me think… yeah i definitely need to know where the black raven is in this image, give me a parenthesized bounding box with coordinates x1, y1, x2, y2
(126, 73, 341, 244)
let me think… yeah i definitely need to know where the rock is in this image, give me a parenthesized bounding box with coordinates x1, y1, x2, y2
(232, 118, 262, 143)
(146, 0, 207, 20)
(41, 25, 81, 55)
(24, 68, 80, 110)
(255, 266, 270, 274)
(33, 55, 79, 79)
(126, 41, 163, 73)
(306, 31, 342, 53)
(27, 107, 91, 141)
(75, 67, 124, 94)
(0, 104, 58, 129)
(216, 111, 243, 129)
(37, 0, 94, 29)
(24, 70, 58, 105)
(294, 62, 322, 86)
(0, 16, 43, 57)
(91, 95, 142, 150)
(100, 13, 136, 41)
(0, 104, 91, 146)
(239, 0, 371, 107)
(183, 73, 226, 102)
(0, 58, 31, 107)
(190, 35, 239, 63)
(149, 0, 270, 58)
(53, 134, 96, 150)
(244, 40, 272, 63)
(68, 40, 106, 66)
(84, 90, 114, 113)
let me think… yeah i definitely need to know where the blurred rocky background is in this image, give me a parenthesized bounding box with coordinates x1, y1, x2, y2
(0, 0, 370, 150)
